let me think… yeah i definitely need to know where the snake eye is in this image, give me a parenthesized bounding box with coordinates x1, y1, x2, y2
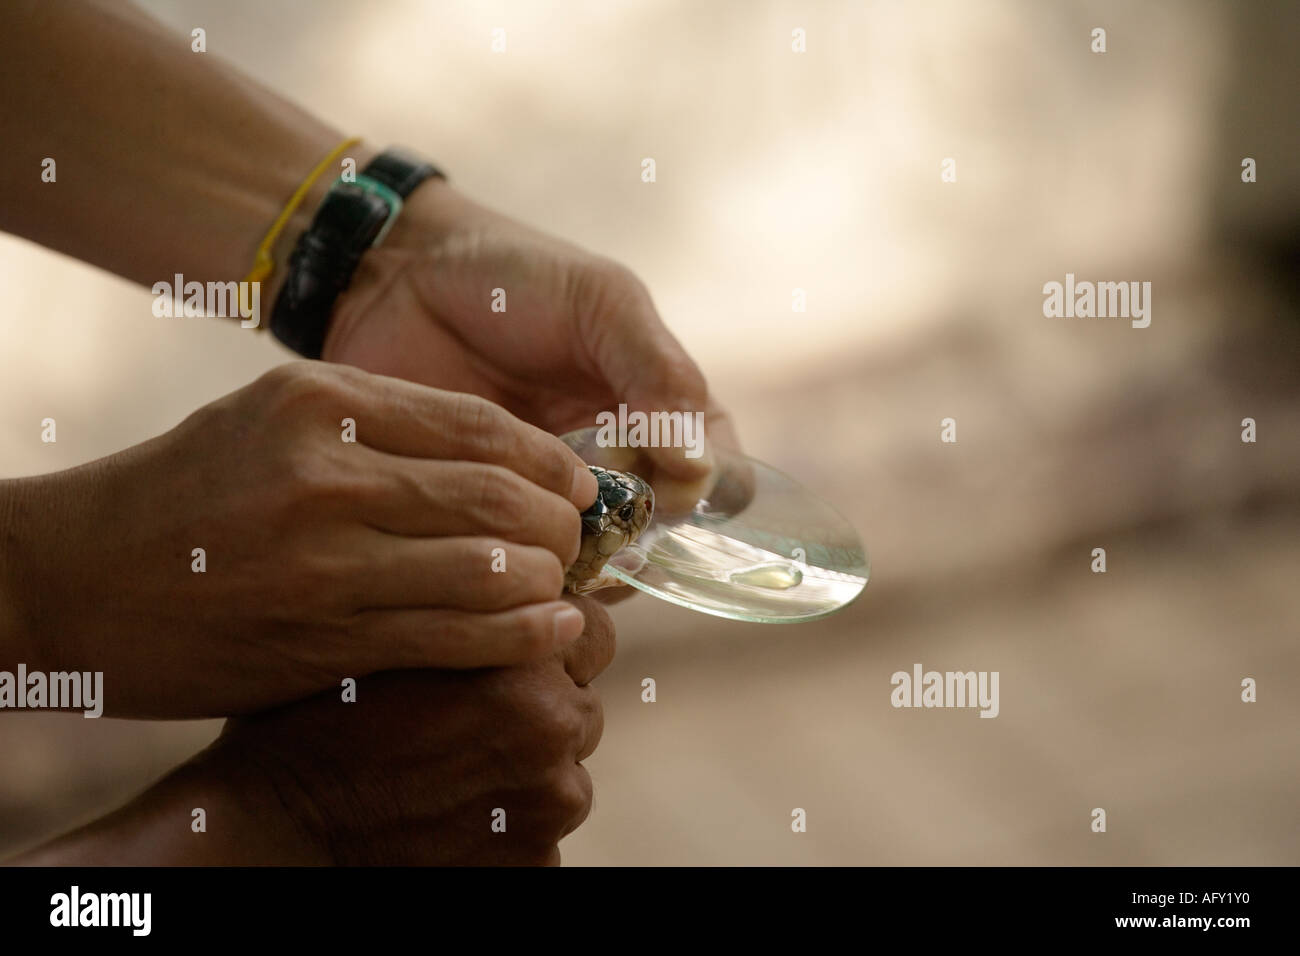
(618, 504, 635, 521)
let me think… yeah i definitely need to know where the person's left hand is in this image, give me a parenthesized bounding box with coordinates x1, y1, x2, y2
(320, 180, 740, 491)
(13, 594, 616, 866)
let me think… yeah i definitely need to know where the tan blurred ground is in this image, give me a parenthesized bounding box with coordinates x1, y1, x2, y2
(1, 0, 1297, 864)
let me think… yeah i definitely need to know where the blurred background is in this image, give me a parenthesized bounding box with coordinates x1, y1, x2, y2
(1, 0, 1297, 864)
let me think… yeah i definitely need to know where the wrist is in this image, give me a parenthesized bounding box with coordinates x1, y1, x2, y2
(12, 736, 331, 865)
(176, 737, 334, 864)
(260, 140, 384, 310)
(379, 173, 463, 249)
(271, 146, 449, 357)
(127, 124, 354, 306)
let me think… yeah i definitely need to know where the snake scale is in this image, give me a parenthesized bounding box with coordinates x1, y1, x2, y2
(563, 466, 654, 593)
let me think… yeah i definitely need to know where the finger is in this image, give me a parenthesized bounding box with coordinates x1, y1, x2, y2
(559, 764, 596, 839)
(573, 687, 605, 762)
(642, 398, 746, 507)
(359, 452, 582, 566)
(574, 265, 711, 479)
(559, 595, 615, 686)
(353, 537, 566, 611)
(345, 373, 597, 508)
(642, 401, 752, 515)
(584, 273, 708, 417)
(349, 600, 586, 669)
(703, 397, 742, 453)
(706, 453, 757, 516)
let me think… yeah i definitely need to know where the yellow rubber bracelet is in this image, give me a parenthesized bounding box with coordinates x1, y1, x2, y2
(241, 136, 361, 310)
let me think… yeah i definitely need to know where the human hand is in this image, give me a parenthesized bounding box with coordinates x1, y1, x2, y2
(207, 593, 614, 865)
(319, 180, 741, 505)
(0, 362, 599, 717)
(11, 595, 614, 866)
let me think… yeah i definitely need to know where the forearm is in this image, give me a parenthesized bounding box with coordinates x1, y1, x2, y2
(0, 463, 113, 676)
(0, 0, 354, 299)
(10, 740, 328, 866)
(0, 478, 40, 668)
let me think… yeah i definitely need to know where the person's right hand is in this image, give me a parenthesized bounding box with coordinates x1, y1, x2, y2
(0, 361, 599, 718)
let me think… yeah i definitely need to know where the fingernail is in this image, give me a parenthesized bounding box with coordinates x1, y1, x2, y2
(553, 606, 586, 643)
(570, 464, 598, 508)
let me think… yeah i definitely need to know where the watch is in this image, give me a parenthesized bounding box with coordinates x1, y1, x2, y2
(269, 148, 445, 358)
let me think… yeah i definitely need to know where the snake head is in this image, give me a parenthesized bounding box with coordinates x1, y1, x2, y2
(581, 466, 654, 542)
(566, 466, 654, 592)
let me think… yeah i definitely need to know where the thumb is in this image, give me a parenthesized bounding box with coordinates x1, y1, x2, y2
(577, 262, 712, 481)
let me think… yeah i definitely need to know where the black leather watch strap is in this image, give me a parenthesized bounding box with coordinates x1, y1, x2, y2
(270, 183, 392, 359)
(269, 147, 446, 358)
(363, 148, 444, 197)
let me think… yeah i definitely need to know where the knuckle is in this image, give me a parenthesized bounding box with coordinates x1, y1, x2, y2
(385, 461, 429, 507)
(578, 687, 603, 733)
(282, 552, 353, 612)
(523, 693, 582, 761)
(513, 606, 560, 659)
(548, 696, 586, 749)
(467, 466, 525, 530)
(572, 688, 604, 760)
(468, 540, 557, 608)
(281, 447, 326, 496)
(262, 361, 331, 400)
(537, 552, 566, 598)
(255, 361, 310, 391)
(557, 508, 583, 566)
(257, 363, 355, 430)
(547, 766, 593, 825)
(453, 393, 510, 455)
(589, 255, 641, 291)
(305, 616, 361, 666)
(283, 449, 355, 509)
(536, 442, 576, 494)
(464, 538, 510, 593)
(660, 353, 708, 403)
(492, 547, 565, 602)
